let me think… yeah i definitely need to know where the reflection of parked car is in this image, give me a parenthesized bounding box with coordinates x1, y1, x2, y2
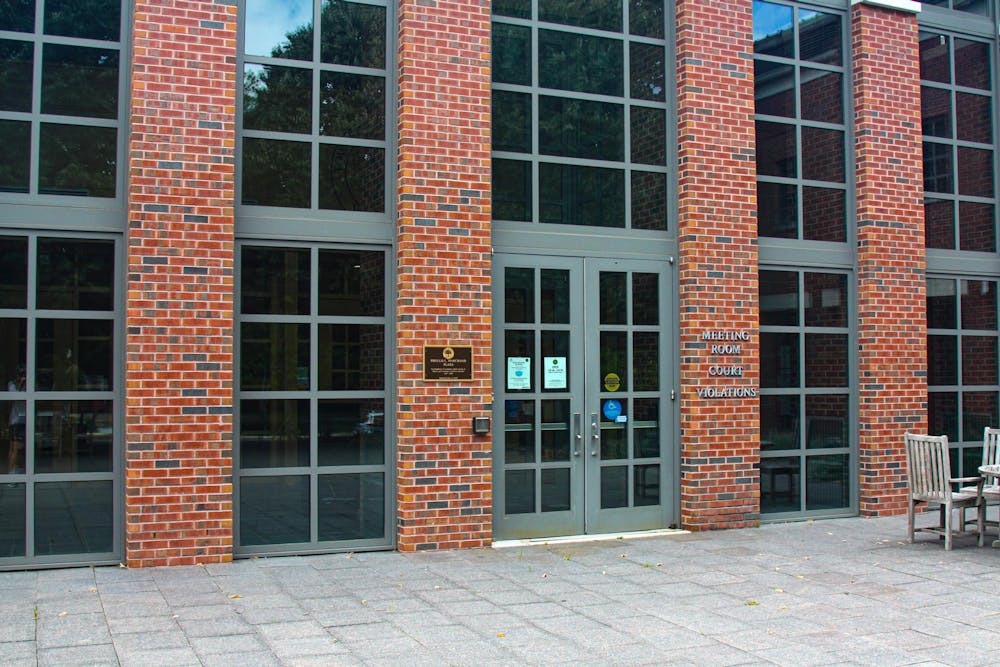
(354, 411, 384, 436)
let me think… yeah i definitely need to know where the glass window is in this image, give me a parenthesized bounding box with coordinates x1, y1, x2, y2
(759, 267, 852, 517)
(0, 233, 118, 566)
(491, 2, 668, 231)
(928, 276, 1000, 477)
(236, 243, 389, 553)
(754, 2, 848, 242)
(921, 32, 996, 252)
(240, 0, 389, 214)
(0, 1, 124, 201)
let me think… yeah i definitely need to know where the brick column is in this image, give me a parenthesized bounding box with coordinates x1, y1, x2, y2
(125, 0, 237, 566)
(852, 1, 926, 516)
(675, 0, 760, 530)
(395, 0, 493, 550)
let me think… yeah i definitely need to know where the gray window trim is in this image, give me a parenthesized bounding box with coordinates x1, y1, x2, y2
(754, 0, 855, 255)
(233, 239, 395, 557)
(759, 264, 859, 521)
(235, 0, 396, 233)
(919, 26, 1000, 269)
(491, 2, 674, 249)
(0, 2, 132, 231)
(0, 230, 124, 570)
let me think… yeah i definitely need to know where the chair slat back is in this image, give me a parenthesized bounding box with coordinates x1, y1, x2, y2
(983, 427, 1000, 467)
(904, 433, 952, 501)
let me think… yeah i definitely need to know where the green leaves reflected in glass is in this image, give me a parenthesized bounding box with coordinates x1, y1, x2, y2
(539, 97, 623, 161)
(318, 144, 384, 212)
(0, 39, 32, 112)
(42, 44, 119, 119)
(0, 0, 34, 33)
(44, 0, 120, 41)
(540, 0, 622, 32)
(243, 64, 312, 133)
(539, 163, 624, 227)
(540, 30, 622, 96)
(0, 121, 30, 194)
(321, 0, 385, 68)
(242, 138, 310, 208)
(493, 159, 531, 222)
(319, 71, 384, 140)
(39, 123, 117, 198)
(493, 90, 531, 154)
(493, 23, 531, 85)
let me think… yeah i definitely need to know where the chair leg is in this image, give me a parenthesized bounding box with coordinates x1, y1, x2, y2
(944, 502, 953, 551)
(978, 499, 986, 548)
(906, 501, 915, 543)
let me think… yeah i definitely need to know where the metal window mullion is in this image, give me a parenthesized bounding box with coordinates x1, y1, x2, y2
(23, 234, 37, 558)
(29, 35, 42, 196)
(310, 246, 319, 544)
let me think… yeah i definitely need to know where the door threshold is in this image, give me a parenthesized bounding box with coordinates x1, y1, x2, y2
(492, 528, 689, 549)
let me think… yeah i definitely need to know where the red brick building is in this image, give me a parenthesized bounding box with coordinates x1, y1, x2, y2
(0, 0, 996, 568)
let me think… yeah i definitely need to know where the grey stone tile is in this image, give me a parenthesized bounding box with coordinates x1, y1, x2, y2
(116, 646, 201, 667)
(0, 640, 36, 664)
(37, 611, 111, 649)
(107, 615, 179, 636)
(189, 633, 270, 656)
(254, 620, 329, 641)
(199, 651, 282, 667)
(264, 635, 347, 659)
(176, 614, 254, 638)
(112, 629, 189, 652)
(37, 642, 119, 667)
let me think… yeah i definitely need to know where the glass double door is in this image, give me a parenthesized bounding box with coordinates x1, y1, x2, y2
(493, 255, 673, 539)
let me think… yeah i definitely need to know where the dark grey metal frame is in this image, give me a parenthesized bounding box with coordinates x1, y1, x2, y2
(233, 240, 395, 556)
(925, 274, 1000, 477)
(233, 0, 397, 556)
(0, 0, 130, 233)
(490, 1, 674, 256)
(920, 4, 1000, 462)
(754, 0, 859, 521)
(235, 0, 394, 245)
(758, 265, 858, 520)
(0, 230, 124, 570)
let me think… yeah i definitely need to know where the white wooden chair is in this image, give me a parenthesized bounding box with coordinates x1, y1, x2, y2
(960, 427, 1000, 535)
(904, 433, 985, 550)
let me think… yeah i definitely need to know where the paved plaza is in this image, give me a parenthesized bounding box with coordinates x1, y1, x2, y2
(1, 515, 999, 666)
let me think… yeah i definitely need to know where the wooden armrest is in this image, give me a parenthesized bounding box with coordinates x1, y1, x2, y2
(952, 476, 985, 484)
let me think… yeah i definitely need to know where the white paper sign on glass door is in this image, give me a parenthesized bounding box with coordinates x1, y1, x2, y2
(507, 357, 531, 389)
(543, 356, 567, 389)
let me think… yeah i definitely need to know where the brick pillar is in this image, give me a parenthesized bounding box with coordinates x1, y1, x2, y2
(852, 1, 925, 516)
(125, 1, 237, 566)
(675, 0, 760, 529)
(395, 0, 493, 550)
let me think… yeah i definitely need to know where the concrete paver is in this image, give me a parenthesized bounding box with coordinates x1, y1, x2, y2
(2, 515, 1000, 665)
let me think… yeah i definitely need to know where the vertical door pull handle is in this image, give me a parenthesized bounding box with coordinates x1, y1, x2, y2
(590, 413, 600, 456)
(572, 413, 582, 456)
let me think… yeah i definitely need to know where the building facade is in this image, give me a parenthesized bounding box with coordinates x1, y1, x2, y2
(0, 0, 996, 568)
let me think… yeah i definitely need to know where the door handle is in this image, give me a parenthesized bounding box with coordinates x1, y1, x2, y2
(572, 413, 582, 456)
(590, 413, 600, 457)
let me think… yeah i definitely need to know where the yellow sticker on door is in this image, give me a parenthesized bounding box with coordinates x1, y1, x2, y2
(603, 372, 621, 392)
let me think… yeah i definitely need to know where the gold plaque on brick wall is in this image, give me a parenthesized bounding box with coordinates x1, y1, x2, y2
(424, 345, 473, 381)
